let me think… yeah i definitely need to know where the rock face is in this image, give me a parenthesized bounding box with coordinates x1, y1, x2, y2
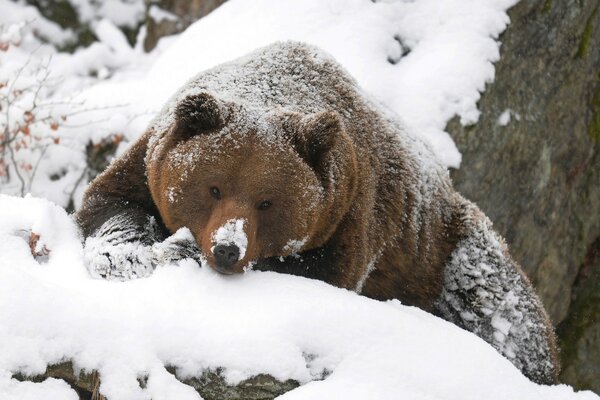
(446, 0, 599, 393)
(558, 238, 600, 393)
(143, 0, 227, 51)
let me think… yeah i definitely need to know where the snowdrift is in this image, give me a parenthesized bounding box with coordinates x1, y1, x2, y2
(2, 0, 528, 208)
(0, 195, 597, 400)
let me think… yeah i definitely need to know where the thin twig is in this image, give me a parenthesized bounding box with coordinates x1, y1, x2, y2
(28, 143, 49, 192)
(7, 141, 25, 196)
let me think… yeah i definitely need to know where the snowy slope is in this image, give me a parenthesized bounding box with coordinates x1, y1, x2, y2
(0, 195, 597, 400)
(81, 0, 518, 168)
(2, 0, 520, 207)
(2, 1, 590, 399)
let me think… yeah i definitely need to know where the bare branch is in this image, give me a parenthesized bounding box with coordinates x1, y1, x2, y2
(28, 143, 49, 192)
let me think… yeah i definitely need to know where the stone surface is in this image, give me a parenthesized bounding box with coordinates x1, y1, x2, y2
(170, 368, 299, 400)
(15, 362, 299, 400)
(143, 0, 227, 51)
(558, 238, 600, 393)
(446, 0, 599, 392)
(447, 0, 600, 323)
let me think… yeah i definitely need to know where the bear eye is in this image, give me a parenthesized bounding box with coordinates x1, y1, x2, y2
(258, 200, 272, 210)
(210, 186, 221, 200)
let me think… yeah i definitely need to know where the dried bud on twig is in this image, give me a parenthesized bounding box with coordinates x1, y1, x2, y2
(23, 111, 34, 123)
(29, 232, 50, 262)
(113, 133, 124, 145)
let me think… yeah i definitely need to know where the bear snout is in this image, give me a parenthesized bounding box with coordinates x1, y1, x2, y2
(212, 244, 240, 274)
(204, 217, 253, 275)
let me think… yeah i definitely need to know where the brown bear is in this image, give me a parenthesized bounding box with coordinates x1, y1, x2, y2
(76, 42, 559, 385)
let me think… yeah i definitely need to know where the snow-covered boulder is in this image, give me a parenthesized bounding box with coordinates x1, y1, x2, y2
(0, 195, 597, 400)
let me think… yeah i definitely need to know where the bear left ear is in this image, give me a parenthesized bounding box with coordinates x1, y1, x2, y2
(294, 111, 344, 168)
(173, 92, 225, 136)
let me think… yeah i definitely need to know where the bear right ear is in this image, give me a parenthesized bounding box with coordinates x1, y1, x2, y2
(294, 111, 344, 169)
(173, 92, 225, 136)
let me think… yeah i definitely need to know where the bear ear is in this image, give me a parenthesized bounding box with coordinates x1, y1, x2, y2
(173, 92, 225, 136)
(294, 111, 344, 168)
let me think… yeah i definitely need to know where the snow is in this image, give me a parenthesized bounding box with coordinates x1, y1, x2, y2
(0, 0, 75, 46)
(83, 213, 156, 280)
(2, 0, 519, 207)
(0, 194, 598, 400)
(2, 0, 592, 398)
(0, 5, 155, 207)
(497, 108, 521, 126)
(434, 208, 557, 383)
(67, 0, 145, 29)
(211, 218, 248, 260)
(355, 252, 381, 294)
(148, 5, 179, 23)
(0, 374, 78, 400)
(498, 109, 512, 126)
(75, 0, 520, 176)
(283, 237, 308, 255)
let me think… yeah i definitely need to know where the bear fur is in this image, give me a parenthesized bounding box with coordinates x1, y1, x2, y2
(76, 42, 559, 384)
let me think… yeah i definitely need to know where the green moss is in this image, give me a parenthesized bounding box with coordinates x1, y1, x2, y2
(590, 84, 600, 141)
(576, 0, 599, 59)
(541, 0, 553, 13)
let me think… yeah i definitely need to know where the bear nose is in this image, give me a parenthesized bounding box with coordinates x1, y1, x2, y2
(212, 244, 240, 272)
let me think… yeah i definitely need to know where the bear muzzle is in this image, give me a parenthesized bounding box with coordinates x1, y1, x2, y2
(212, 244, 240, 274)
(204, 216, 253, 275)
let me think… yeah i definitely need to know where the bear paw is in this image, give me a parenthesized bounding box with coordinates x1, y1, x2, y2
(84, 235, 154, 281)
(152, 228, 203, 266)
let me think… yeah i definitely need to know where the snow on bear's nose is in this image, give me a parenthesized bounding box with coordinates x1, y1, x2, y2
(210, 219, 248, 273)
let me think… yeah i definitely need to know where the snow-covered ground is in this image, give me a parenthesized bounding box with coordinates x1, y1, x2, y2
(3, 0, 518, 208)
(2, 0, 595, 399)
(1, 195, 598, 400)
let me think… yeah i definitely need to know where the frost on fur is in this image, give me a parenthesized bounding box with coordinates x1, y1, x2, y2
(434, 210, 557, 384)
(152, 227, 204, 265)
(83, 214, 158, 280)
(83, 215, 202, 281)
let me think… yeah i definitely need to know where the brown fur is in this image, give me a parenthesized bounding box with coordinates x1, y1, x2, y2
(76, 42, 559, 384)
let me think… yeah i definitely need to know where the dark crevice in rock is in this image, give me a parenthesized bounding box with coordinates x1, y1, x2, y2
(557, 237, 600, 393)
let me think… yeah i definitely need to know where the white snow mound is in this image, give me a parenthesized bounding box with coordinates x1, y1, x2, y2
(77, 0, 521, 169)
(0, 195, 597, 400)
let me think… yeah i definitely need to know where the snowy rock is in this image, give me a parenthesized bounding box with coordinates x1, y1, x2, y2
(1, 195, 598, 399)
(445, 0, 600, 392)
(143, 0, 227, 51)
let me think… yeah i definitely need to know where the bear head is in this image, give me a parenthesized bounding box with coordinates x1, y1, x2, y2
(147, 92, 358, 274)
